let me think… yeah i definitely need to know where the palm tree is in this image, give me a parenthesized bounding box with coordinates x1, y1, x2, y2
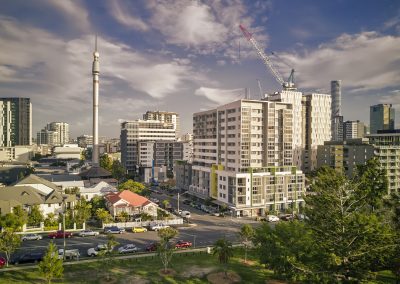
(239, 224, 254, 263)
(213, 238, 234, 278)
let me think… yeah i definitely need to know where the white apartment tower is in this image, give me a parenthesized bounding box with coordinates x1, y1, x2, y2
(120, 120, 176, 174)
(303, 93, 332, 172)
(191, 99, 305, 217)
(47, 122, 69, 145)
(268, 91, 332, 172)
(143, 111, 180, 138)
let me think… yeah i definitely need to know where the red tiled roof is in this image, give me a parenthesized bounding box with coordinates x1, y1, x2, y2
(105, 190, 150, 207)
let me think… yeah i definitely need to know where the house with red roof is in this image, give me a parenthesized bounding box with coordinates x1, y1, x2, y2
(104, 190, 158, 218)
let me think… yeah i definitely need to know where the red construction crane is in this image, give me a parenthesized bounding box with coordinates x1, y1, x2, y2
(239, 24, 296, 90)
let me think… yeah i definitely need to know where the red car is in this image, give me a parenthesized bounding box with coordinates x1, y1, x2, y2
(175, 240, 192, 249)
(0, 257, 6, 268)
(48, 230, 73, 239)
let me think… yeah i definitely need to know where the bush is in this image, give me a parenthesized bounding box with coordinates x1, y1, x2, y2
(44, 226, 59, 231)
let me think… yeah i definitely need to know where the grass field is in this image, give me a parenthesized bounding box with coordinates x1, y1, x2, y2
(0, 249, 396, 283)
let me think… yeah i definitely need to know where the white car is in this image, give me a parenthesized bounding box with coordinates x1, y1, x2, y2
(87, 244, 113, 257)
(78, 230, 99, 237)
(21, 233, 42, 241)
(150, 224, 170, 231)
(266, 215, 280, 222)
(118, 244, 139, 254)
(58, 248, 80, 260)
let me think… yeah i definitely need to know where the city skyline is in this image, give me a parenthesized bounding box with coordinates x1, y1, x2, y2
(0, 0, 399, 138)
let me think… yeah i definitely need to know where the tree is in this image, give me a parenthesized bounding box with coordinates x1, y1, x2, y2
(38, 241, 63, 284)
(100, 154, 113, 171)
(239, 224, 254, 263)
(95, 208, 113, 224)
(213, 238, 233, 277)
(44, 213, 58, 227)
(111, 160, 126, 181)
(28, 205, 44, 226)
(157, 208, 170, 220)
(304, 166, 397, 282)
(0, 206, 27, 231)
(140, 212, 153, 221)
(0, 229, 21, 267)
(118, 179, 149, 196)
(162, 199, 170, 209)
(353, 158, 388, 211)
(98, 234, 119, 281)
(254, 221, 323, 282)
(13, 205, 28, 229)
(90, 195, 107, 216)
(64, 187, 80, 195)
(73, 198, 92, 226)
(157, 227, 178, 273)
(116, 211, 129, 222)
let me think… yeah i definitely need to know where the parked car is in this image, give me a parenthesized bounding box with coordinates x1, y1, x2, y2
(132, 227, 147, 233)
(266, 215, 280, 222)
(78, 230, 99, 237)
(145, 242, 159, 252)
(21, 233, 42, 241)
(10, 252, 44, 265)
(279, 214, 295, 221)
(104, 226, 125, 234)
(48, 230, 73, 239)
(150, 224, 170, 231)
(180, 211, 191, 218)
(118, 244, 139, 254)
(87, 244, 113, 257)
(0, 257, 6, 268)
(175, 240, 192, 249)
(57, 248, 80, 260)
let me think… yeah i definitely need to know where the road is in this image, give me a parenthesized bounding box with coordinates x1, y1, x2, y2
(12, 189, 260, 260)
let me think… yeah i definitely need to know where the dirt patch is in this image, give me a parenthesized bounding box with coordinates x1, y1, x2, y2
(159, 268, 176, 276)
(266, 280, 288, 284)
(240, 259, 257, 266)
(207, 271, 241, 284)
(98, 276, 118, 284)
(181, 265, 215, 278)
(121, 275, 150, 284)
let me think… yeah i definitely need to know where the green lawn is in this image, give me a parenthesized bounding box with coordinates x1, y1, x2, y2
(0, 249, 273, 284)
(0, 249, 396, 284)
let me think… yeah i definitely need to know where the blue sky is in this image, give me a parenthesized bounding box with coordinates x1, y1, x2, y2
(0, 0, 399, 138)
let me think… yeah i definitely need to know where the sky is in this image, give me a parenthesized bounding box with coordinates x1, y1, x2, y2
(1, 0, 399, 139)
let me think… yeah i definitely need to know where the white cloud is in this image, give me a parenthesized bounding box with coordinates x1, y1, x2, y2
(0, 17, 195, 136)
(42, 0, 90, 32)
(195, 87, 244, 105)
(108, 0, 149, 31)
(145, 0, 265, 61)
(275, 32, 400, 91)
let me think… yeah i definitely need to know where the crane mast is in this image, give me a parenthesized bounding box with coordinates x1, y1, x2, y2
(239, 24, 296, 90)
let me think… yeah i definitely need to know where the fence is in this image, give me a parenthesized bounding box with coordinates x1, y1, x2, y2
(103, 218, 184, 229)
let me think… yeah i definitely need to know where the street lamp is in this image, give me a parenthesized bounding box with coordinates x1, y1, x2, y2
(62, 194, 68, 261)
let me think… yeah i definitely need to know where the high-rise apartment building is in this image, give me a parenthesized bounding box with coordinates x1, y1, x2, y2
(331, 80, 343, 141)
(190, 99, 305, 217)
(143, 111, 180, 138)
(120, 120, 176, 175)
(343, 120, 365, 139)
(367, 131, 400, 194)
(77, 135, 93, 148)
(0, 98, 32, 147)
(370, 104, 395, 134)
(268, 91, 331, 172)
(317, 138, 375, 177)
(302, 93, 332, 172)
(37, 122, 69, 146)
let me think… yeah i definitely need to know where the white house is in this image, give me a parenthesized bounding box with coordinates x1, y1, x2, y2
(80, 181, 118, 201)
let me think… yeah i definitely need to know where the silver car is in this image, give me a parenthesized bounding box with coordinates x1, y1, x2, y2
(78, 230, 100, 237)
(118, 244, 139, 254)
(21, 233, 42, 241)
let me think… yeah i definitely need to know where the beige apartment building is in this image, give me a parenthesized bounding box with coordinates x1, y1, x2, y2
(190, 99, 305, 217)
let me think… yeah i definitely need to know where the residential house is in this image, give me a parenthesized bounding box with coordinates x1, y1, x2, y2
(81, 181, 118, 201)
(104, 190, 157, 218)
